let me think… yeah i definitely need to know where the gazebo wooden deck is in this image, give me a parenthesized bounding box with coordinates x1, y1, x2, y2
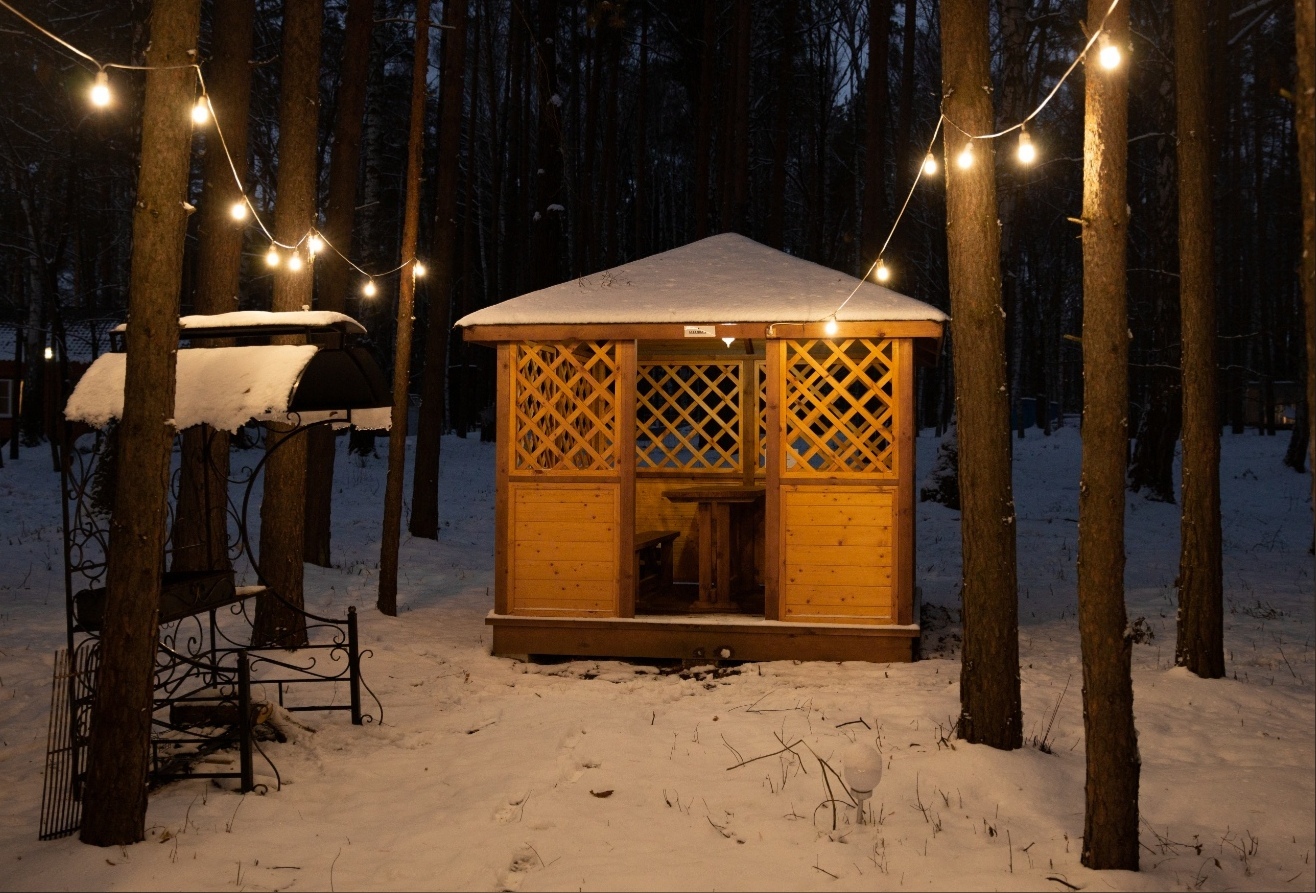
(456, 234, 946, 663)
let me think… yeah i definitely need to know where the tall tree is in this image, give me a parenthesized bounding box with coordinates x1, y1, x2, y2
(254, 0, 324, 648)
(859, 0, 892, 271)
(411, 0, 468, 540)
(79, 0, 201, 846)
(379, 0, 430, 616)
(766, 0, 799, 249)
(172, 0, 255, 576)
(1296, 0, 1316, 526)
(1076, 0, 1139, 869)
(940, 0, 1022, 751)
(529, 0, 562, 289)
(1173, 0, 1224, 677)
(692, 0, 716, 239)
(304, 0, 376, 567)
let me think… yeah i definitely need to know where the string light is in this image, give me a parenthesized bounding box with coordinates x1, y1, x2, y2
(824, 318, 839, 337)
(413, 261, 426, 277)
(1017, 128, 1036, 164)
(265, 247, 281, 268)
(1098, 33, 1122, 70)
(956, 142, 974, 169)
(287, 252, 304, 272)
(190, 96, 209, 125)
(921, 152, 938, 176)
(362, 280, 377, 298)
(874, 260, 891, 283)
(307, 233, 323, 255)
(90, 69, 110, 108)
(229, 200, 248, 221)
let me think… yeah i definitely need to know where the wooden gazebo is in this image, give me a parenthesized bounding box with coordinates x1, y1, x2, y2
(456, 234, 945, 663)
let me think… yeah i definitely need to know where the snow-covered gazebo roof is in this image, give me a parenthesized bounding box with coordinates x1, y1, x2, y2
(456, 234, 946, 340)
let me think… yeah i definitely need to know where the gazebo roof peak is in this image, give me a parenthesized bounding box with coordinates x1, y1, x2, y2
(455, 233, 947, 328)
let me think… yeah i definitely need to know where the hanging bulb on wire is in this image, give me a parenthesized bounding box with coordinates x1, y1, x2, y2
(90, 69, 111, 108)
(414, 261, 427, 277)
(874, 260, 891, 283)
(922, 152, 938, 176)
(824, 317, 839, 337)
(956, 142, 974, 170)
(191, 96, 210, 125)
(1017, 127, 1036, 165)
(307, 233, 323, 255)
(265, 246, 281, 268)
(1098, 33, 1122, 70)
(287, 251, 304, 272)
(362, 279, 377, 297)
(230, 200, 248, 221)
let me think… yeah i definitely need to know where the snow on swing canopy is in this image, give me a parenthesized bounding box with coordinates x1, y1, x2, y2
(66, 314, 391, 433)
(454, 233, 948, 328)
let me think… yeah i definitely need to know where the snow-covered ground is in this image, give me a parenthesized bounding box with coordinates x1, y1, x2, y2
(1, 426, 1312, 892)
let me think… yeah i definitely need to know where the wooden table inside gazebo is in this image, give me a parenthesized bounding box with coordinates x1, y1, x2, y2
(455, 233, 946, 663)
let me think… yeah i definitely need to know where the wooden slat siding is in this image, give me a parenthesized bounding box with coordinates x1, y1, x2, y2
(781, 485, 898, 624)
(509, 482, 619, 616)
(494, 343, 512, 615)
(764, 339, 786, 620)
(896, 338, 916, 625)
(463, 320, 944, 345)
(617, 341, 637, 618)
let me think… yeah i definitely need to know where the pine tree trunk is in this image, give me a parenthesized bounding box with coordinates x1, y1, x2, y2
(692, 0, 717, 239)
(859, 0, 891, 270)
(633, 3, 649, 257)
(939, 0, 1021, 751)
(254, 0, 324, 649)
(172, 0, 253, 576)
(79, 0, 200, 846)
(410, 0, 468, 540)
(528, 0, 562, 288)
(1174, 0, 1225, 678)
(379, 0, 431, 616)
(1295, 0, 1316, 529)
(303, 0, 375, 568)
(1076, 0, 1139, 869)
(727, 0, 751, 234)
(765, 0, 798, 250)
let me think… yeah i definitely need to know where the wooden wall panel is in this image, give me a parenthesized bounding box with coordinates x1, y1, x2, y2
(509, 482, 619, 616)
(780, 485, 897, 624)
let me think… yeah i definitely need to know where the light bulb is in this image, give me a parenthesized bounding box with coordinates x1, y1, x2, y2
(191, 97, 210, 125)
(287, 252, 304, 272)
(307, 234, 323, 255)
(90, 70, 111, 108)
(956, 143, 974, 169)
(414, 260, 426, 277)
(362, 280, 377, 297)
(265, 246, 281, 268)
(1017, 129, 1036, 165)
(229, 200, 248, 221)
(1098, 34, 1122, 70)
(44, 346, 54, 360)
(922, 152, 938, 176)
(824, 318, 839, 337)
(721, 336, 735, 347)
(875, 260, 891, 283)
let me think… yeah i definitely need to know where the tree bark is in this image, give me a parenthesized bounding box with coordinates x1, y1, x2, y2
(859, 0, 892, 271)
(940, 0, 1021, 751)
(79, 0, 200, 846)
(766, 0, 798, 250)
(1295, 0, 1316, 532)
(379, 0, 431, 616)
(303, 0, 375, 567)
(410, 0, 468, 540)
(692, 0, 717, 239)
(254, 0, 324, 649)
(172, 0, 254, 576)
(1174, 0, 1225, 678)
(633, 3, 649, 257)
(1077, 0, 1139, 869)
(529, 0, 562, 289)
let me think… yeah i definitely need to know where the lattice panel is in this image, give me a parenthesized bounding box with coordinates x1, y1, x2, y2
(636, 363, 741, 470)
(783, 339, 897, 476)
(757, 361, 767, 474)
(514, 342, 617, 472)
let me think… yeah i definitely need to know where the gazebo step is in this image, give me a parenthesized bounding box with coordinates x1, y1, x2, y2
(486, 612, 918, 663)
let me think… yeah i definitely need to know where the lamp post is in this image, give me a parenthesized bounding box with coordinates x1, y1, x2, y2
(842, 739, 884, 826)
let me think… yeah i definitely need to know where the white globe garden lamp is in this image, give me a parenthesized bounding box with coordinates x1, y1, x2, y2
(842, 740, 884, 825)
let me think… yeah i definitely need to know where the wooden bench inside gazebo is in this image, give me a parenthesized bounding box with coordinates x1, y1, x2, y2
(456, 234, 945, 663)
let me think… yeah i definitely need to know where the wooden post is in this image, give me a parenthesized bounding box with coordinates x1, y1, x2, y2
(616, 340, 637, 617)
(896, 339, 916, 626)
(764, 338, 785, 620)
(493, 343, 512, 615)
